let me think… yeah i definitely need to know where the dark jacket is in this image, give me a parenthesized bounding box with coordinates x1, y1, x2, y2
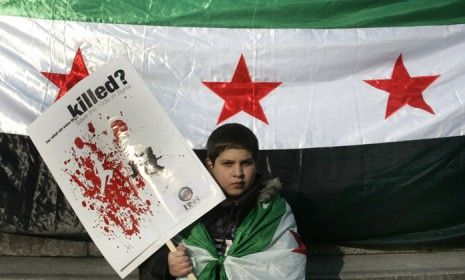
(138, 175, 281, 280)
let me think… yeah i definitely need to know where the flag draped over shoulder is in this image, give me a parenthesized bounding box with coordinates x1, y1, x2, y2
(1, 0, 465, 246)
(178, 196, 306, 280)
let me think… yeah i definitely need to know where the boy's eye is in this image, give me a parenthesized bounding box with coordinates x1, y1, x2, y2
(241, 159, 254, 166)
(221, 161, 234, 166)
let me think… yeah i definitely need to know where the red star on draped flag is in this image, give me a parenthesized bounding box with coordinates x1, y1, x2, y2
(289, 229, 307, 255)
(41, 48, 89, 102)
(364, 54, 440, 119)
(202, 54, 282, 124)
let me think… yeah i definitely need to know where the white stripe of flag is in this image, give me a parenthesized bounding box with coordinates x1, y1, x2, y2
(2, 15, 465, 149)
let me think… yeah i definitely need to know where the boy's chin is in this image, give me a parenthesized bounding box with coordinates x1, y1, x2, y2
(223, 189, 245, 198)
(223, 185, 253, 198)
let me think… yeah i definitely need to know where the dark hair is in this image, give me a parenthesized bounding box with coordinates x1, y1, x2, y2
(206, 123, 259, 162)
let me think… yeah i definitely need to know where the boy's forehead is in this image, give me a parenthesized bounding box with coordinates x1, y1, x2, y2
(217, 148, 253, 159)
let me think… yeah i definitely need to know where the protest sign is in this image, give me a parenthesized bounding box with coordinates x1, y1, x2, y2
(27, 57, 225, 278)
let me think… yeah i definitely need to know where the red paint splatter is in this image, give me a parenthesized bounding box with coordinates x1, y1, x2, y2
(88, 122, 95, 133)
(74, 137, 84, 149)
(111, 119, 128, 139)
(64, 119, 153, 238)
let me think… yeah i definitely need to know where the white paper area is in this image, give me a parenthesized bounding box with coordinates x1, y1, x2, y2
(27, 57, 225, 278)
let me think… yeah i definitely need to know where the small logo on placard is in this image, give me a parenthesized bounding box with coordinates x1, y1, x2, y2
(178, 186, 200, 210)
(178, 187, 193, 202)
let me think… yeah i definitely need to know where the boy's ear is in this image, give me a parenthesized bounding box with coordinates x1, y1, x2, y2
(205, 158, 214, 172)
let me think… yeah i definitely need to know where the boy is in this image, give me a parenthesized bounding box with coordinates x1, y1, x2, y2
(139, 123, 306, 279)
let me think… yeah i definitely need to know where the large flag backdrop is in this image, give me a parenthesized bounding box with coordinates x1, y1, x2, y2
(1, 0, 465, 246)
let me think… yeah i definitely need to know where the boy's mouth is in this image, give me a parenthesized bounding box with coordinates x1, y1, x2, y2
(231, 182, 245, 188)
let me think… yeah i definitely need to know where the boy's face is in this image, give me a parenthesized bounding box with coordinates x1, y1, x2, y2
(206, 148, 256, 198)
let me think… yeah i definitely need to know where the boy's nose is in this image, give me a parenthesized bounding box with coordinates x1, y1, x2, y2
(233, 165, 244, 177)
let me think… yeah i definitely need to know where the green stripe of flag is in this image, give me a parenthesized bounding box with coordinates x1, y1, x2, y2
(1, 0, 465, 29)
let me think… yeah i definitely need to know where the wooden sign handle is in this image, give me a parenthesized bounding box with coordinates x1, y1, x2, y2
(166, 239, 197, 280)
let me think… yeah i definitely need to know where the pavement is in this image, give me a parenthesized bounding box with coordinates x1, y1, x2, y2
(307, 250, 465, 279)
(0, 256, 137, 280)
(0, 251, 464, 280)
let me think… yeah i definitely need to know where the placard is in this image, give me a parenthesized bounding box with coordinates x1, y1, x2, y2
(27, 57, 225, 278)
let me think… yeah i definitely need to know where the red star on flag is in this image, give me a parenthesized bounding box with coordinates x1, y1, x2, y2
(42, 48, 89, 102)
(202, 54, 282, 124)
(364, 54, 440, 119)
(289, 229, 307, 255)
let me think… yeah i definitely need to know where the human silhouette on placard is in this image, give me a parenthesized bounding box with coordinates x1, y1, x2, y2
(89, 153, 113, 195)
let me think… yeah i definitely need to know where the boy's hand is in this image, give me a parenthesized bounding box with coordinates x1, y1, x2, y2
(168, 244, 193, 277)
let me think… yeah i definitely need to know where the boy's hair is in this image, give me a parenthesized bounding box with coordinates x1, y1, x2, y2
(206, 123, 259, 163)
